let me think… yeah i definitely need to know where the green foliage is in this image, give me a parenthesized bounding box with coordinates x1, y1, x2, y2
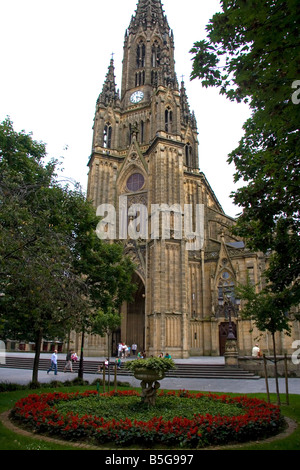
(236, 279, 291, 336)
(190, 0, 300, 318)
(0, 118, 136, 381)
(55, 393, 242, 422)
(126, 357, 176, 373)
(1, 386, 299, 450)
(0, 117, 87, 344)
(92, 308, 122, 337)
(11, 390, 284, 448)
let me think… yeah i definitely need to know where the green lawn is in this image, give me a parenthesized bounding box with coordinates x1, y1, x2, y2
(0, 384, 299, 450)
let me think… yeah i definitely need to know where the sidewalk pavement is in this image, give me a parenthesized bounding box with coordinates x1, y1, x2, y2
(1, 354, 299, 395)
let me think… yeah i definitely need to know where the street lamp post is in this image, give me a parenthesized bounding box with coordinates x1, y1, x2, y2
(218, 291, 240, 368)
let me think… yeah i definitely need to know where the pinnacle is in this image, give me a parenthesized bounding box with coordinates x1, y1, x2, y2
(130, 0, 169, 32)
(97, 57, 120, 107)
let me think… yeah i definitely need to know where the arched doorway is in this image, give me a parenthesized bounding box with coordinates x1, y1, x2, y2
(126, 273, 145, 354)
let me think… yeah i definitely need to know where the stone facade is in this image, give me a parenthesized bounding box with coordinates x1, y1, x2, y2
(83, 0, 299, 358)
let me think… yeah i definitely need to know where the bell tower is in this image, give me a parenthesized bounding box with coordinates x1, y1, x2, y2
(87, 0, 234, 358)
(87, 0, 201, 358)
(121, 0, 176, 104)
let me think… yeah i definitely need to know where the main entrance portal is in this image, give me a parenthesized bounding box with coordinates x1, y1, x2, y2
(126, 273, 145, 354)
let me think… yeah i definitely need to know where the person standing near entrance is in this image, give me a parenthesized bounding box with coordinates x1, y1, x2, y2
(118, 342, 123, 357)
(131, 343, 137, 356)
(47, 350, 58, 375)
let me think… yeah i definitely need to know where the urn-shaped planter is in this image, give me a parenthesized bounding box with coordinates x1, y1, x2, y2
(133, 368, 165, 382)
(126, 358, 175, 406)
(133, 368, 165, 406)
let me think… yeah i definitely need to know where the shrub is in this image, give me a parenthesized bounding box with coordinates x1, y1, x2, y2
(126, 357, 176, 373)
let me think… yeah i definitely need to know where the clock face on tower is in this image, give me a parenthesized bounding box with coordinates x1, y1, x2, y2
(130, 90, 144, 104)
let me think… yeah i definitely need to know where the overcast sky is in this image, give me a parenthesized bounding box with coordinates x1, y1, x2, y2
(0, 0, 250, 218)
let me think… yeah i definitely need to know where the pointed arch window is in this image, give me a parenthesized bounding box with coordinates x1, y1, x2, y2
(135, 71, 145, 86)
(129, 124, 132, 145)
(140, 120, 145, 143)
(151, 70, 158, 86)
(216, 269, 240, 326)
(218, 271, 235, 304)
(152, 41, 161, 67)
(136, 41, 146, 68)
(103, 123, 112, 149)
(165, 107, 173, 132)
(185, 143, 193, 168)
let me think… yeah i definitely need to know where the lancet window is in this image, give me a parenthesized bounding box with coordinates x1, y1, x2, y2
(103, 123, 112, 149)
(135, 71, 145, 86)
(151, 41, 161, 67)
(185, 143, 193, 168)
(151, 71, 158, 86)
(136, 41, 146, 68)
(165, 107, 173, 132)
(140, 120, 145, 143)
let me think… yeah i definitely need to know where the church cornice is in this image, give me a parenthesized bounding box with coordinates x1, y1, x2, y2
(87, 149, 123, 168)
(145, 133, 184, 156)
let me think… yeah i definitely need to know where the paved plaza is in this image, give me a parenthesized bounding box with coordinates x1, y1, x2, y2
(1, 353, 299, 395)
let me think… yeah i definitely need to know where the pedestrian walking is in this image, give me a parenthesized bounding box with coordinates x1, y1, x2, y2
(47, 350, 58, 375)
(64, 350, 73, 372)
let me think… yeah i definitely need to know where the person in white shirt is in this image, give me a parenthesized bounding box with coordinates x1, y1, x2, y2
(252, 344, 261, 358)
(131, 343, 137, 356)
(47, 349, 58, 375)
(118, 342, 123, 357)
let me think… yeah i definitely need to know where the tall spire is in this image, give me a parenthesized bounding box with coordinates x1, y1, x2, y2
(122, 0, 177, 93)
(129, 0, 170, 34)
(180, 80, 197, 129)
(97, 57, 120, 107)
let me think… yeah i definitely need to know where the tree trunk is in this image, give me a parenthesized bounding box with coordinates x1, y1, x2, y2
(107, 332, 111, 391)
(32, 329, 43, 384)
(78, 328, 85, 379)
(272, 332, 281, 405)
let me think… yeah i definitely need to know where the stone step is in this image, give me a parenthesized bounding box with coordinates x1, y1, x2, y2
(0, 356, 260, 380)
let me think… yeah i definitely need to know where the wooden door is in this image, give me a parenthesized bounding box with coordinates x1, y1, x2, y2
(219, 322, 237, 356)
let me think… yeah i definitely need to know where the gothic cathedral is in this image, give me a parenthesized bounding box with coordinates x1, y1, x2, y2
(84, 0, 297, 358)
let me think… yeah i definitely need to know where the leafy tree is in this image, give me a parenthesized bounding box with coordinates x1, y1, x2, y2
(0, 118, 91, 381)
(0, 118, 136, 382)
(190, 0, 300, 340)
(92, 308, 122, 382)
(74, 238, 136, 379)
(236, 278, 292, 404)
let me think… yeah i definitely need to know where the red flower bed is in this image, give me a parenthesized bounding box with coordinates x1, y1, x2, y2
(11, 390, 284, 448)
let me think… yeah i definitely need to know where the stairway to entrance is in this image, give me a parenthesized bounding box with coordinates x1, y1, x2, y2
(1, 355, 260, 380)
